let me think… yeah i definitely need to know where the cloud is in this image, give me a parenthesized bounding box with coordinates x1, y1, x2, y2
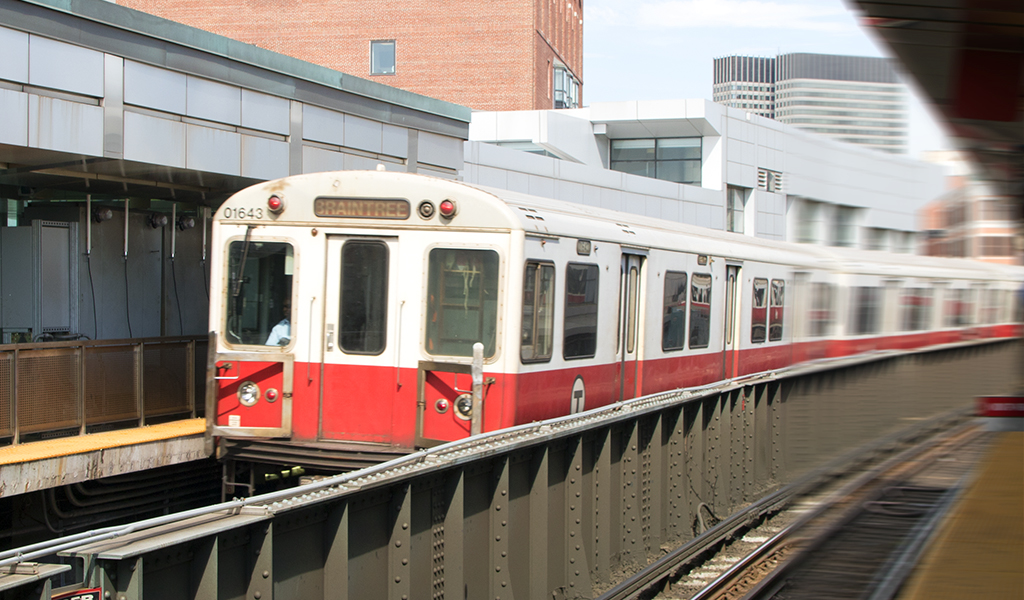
(589, 0, 849, 32)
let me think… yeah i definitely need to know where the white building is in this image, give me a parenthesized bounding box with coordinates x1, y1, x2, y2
(463, 99, 942, 252)
(713, 53, 908, 155)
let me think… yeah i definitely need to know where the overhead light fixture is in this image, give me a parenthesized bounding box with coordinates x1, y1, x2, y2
(148, 213, 169, 228)
(92, 207, 113, 223)
(176, 216, 196, 230)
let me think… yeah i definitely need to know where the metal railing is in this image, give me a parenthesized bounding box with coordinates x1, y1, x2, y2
(0, 336, 206, 444)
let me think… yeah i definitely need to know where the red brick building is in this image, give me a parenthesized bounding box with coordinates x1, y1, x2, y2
(115, 0, 583, 112)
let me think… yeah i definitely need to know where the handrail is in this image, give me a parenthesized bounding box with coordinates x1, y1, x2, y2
(0, 335, 207, 445)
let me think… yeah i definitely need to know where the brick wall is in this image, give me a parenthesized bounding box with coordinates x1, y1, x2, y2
(116, 0, 584, 112)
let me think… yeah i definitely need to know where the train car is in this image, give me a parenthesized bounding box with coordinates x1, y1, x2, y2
(206, 169, 1022, 470)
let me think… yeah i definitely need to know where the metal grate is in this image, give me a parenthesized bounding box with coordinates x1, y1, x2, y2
(0, 354, 11, 436)
(17, 349, 80, 433)
(143, 343, 190, 416)
(431, 485, 446, 600)
(639, 418, 654, 554)
(85, 346, 139, 425)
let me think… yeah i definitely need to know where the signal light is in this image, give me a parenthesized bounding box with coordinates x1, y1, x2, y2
(267, 195, 285, 214)
(438, 199, 457, 218)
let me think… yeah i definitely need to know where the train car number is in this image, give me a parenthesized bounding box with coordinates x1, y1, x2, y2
(222, 207, 264, 220)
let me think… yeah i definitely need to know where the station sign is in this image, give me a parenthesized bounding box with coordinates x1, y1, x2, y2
(314, 197, 410, 219)
(976, 396, 1024, 418)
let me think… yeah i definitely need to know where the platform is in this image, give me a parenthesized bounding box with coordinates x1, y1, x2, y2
(0, 419, 208, 498)
(898, 431, 1024, 600)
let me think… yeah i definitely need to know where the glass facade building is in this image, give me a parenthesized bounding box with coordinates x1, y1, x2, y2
(713, 53, 907, 154)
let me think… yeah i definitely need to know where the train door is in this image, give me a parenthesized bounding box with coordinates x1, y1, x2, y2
(319, 235, 399, 443)
(617, 253, 645, 401)
(723, 265, 742, 378)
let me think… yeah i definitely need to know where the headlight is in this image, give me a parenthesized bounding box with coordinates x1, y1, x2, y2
(238, 381, 260, 406)
(454, 393, 473, 420)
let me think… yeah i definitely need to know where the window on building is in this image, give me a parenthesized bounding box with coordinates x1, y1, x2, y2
(554, 65, 580, 109)
(370, 40, 396, 75)
(757, 169, 782, 193)
(662, 271, 687, 351)
(689, 273, 712, 348)
(610, 138, 701, 185)
(521, 262, 555, 363)
(426, 249, 499, 358)
(564, 263, 599, 359)
(832, 205, 856, 248)
(727, 186, 747, 233)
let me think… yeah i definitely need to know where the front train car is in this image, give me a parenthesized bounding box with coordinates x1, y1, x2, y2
(206, 170, 523, 472)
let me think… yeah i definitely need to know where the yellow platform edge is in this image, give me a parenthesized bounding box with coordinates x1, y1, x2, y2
(0, 419, 206, 466)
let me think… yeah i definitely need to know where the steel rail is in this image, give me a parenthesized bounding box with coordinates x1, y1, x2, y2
(595, 410, 976, 600)
(736, 421, 982, 600)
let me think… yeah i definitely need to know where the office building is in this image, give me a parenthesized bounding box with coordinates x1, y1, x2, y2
(115, 0, 583, 112)
(713, 53, 907, 154)
(465, 100, 941, 250)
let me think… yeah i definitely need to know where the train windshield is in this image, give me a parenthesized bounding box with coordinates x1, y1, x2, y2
(426, 248, 499, 358)
(225, 241, 294, 346)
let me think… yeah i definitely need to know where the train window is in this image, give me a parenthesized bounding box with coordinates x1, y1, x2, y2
(426, 248, 499, 358)
(521, 262, 555, 363)
(689, 273, 712, 349)
(751, 278, 768, 343)
(810, 282, 835, 337)
(564, 263, 600, 359)
(225, 241, 294, 347)
(850, 287, 880, 335)
(626, 266, 639, 354)
(340, 241, 388, 354)
(769, 279, 785, 341)
(662, 271, 687, 351)
(901, 288, 932, 331)
(944, 288, 973, 327)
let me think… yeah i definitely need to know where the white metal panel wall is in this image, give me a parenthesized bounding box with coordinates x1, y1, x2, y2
(28, 36, 103, 97)
(0, 88, 28, 146)
(124, 60, 186, 115)
(0, 26, 28, 83)
(186, 76, 241, 126)
(241, 89, 289, 135)
(124, 111, 186, 168)
(28, 95, 103, 156)
(186, 124, 241, 176)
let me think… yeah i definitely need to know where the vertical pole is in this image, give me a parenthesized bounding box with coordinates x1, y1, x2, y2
(247, 523, 273, 600)
(79, 343, 86, 435)
(471, 342, 484, 435)
(529, 447, 549, 599)
(594, 429, 612, 582)
(489, 457, 514, 600)
(325, 502, 349, 600)
(136, 342, 144, 427)
(12, 348, 19, 445)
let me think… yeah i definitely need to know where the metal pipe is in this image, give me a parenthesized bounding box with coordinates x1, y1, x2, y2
(85, 194, 91, 256)
(123, 198, 129, 259)
(470, 342, 484, 436)
(171, 203, 177, 260)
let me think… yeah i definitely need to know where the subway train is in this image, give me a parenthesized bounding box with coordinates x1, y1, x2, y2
(206, 169, 1022, 464)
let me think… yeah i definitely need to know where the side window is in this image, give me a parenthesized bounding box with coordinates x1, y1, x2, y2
(769, 279, 785, 341)
(662, 271, 687, 351)
(810, 282, 834, 337)
(851, 286, 880, 335)
(751, 278, 768, 343)
(340, 241, 388, 354)
(564, 263, 599, 359)
(689, 273, 712, 349)
(226, 241, 294, 347)
(521, 262, 555, 363)
(426, 248, 500, 358)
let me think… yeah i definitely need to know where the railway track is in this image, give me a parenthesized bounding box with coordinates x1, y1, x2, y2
(597, 417, 987, 600)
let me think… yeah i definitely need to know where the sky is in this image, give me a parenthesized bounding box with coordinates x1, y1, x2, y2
(582, 0, 952, 159)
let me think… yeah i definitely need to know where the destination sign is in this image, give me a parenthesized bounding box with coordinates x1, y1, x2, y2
(314, 197, 410, 219)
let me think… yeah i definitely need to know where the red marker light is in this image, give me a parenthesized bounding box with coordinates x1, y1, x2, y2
(438, 199, 457, 218)
(267, 195, 285, 213)
(435, 398, 450, 413)
(265, 388, 279, 403)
